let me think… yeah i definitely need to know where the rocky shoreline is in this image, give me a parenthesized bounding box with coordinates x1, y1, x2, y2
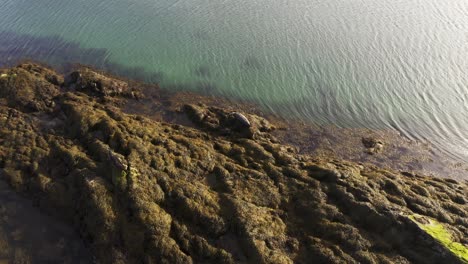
(0, 63, 467, 263)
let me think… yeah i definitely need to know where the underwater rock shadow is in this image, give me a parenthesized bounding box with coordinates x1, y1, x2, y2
(163, 80, 223, 97)
(190, 30, 211, 41)
(242, 55, 263, 70)
(0, 31, 164, 83)
(193, 65, 211, 78)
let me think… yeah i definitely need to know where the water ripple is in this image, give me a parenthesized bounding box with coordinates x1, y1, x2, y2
(0, 0, 467, 161)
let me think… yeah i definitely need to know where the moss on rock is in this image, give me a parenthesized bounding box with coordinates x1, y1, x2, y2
(409, 214, 468, 263)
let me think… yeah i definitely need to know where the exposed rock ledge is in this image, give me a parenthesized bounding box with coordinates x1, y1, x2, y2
(0, 63, 466, 264)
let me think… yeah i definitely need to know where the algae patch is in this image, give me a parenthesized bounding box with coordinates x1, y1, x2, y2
(0, 73, 16, 78)
(409, 214, 468, 263)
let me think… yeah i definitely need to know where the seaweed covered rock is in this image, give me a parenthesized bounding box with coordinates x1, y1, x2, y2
(64, 68, 143, 99)
(0, 64, 466, 264)
(0, 63, 60, 112)
(362, 137, 385, 154)
(183, 104, 275, 139)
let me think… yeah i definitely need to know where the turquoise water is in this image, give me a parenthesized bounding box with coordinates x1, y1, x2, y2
(0, 0, 467, 160)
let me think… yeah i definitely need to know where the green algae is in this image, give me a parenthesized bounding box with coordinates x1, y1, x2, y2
(409, 214, 468, 263)
(0, 73, 17, 79)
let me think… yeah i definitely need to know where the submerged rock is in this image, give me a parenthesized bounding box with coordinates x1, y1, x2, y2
(0, 63, 466, 264)
(194, 66, 211, 78)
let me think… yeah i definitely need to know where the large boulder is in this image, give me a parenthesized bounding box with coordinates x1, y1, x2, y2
(64, 68, 143, 99)
(183, 104, 275, 139)
(0, 63, 60, 112)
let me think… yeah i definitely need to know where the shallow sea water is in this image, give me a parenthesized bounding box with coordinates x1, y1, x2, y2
(0, 0, 467, 161)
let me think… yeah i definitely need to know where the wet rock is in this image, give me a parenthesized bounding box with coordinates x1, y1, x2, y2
(182, 104, 274, 140)
(231, 112, 251, 128)
(183, 104, 208, 124)
(243, 56, 262, 69)
(64, 68, 143, 99)
(194, 66, 211, 78)
(362, 137, 385, 154)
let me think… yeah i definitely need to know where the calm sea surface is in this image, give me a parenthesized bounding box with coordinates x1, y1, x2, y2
(1, 0, 467, 160)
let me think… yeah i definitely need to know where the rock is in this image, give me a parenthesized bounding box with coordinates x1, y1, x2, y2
(108, 150, 128, 171)
(362, 137, 384, 148)
(183, 104, 206, 124)
(183, 104, 274, 140)
(17, 63, 64, 85)
(362, 137, 385, 154)
(63, 68, 143, 99)
(231, 112, 251, 128)
(0, 64, 60, 112)
(64, 71, 81, 86)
